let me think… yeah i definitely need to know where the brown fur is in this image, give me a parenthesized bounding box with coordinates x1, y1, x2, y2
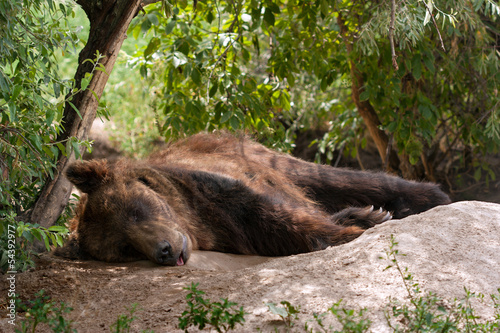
(54, 132, 450, 265)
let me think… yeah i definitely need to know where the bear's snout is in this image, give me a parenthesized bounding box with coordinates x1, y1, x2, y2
(155, 240, 173, 265)
(154, 235, 188, 266)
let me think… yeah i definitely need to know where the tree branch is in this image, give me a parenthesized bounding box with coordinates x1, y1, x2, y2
(421, 1, 446, 52)
(337, 12, 400, 172)
(389, 0, 398, 70)
(142, 0, 161, 5)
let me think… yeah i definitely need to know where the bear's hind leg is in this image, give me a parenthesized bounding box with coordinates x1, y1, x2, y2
(332, 206, 392, 229)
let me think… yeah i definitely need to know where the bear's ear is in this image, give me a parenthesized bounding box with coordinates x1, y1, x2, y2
(65, 160, 110, 193)
(52, 235, 92, 260)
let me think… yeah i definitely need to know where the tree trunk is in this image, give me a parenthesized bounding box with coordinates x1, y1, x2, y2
(336, 14, 400, 173)
(28, 0, 159, 229)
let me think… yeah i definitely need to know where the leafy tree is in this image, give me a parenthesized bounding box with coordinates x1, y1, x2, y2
(129, 0, 499, 185)
(0, 0, 82, 270)
(0, 0, 163, 270)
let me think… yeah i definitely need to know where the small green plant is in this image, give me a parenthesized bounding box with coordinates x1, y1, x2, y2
(110, 303, 153, 333)
(178, 282, 246, 332)
(383, 234, 500, 332)
(110, 303, 139, 333)
(16, 290, 75, 333)
(266, 299, 370, 333)
(266, 301, 301, 329)
(1, 212, 71, 273)
(306, 300, 371, 333)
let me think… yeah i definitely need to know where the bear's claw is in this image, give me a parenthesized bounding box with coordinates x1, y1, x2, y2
(332, 206, 393, 229)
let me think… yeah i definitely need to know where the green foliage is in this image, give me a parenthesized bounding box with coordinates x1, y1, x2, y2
(178, 282, 246, 332)
(307, 301, 371, 333)
(0, 0, 77, 210)
(334, 0, 500, 172)
(266, 301, 301, 329)
(0, 211, 70, 272)
(0, 0, 89, 271)
(383, 234, 500, 332)
(109, 304, 139, 333)
(125, 0, 499, 182)
(15, 290, 76, 333)
(267, 299, 370, 332)
(110, 303, 154, 333)
(16, 295, 154, 333)
(101, 52, 159, 159)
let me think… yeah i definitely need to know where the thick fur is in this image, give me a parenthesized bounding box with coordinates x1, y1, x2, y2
(54, 132, 450, 265)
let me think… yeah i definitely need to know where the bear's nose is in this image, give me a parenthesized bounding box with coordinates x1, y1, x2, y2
(156, 240, 173, 264)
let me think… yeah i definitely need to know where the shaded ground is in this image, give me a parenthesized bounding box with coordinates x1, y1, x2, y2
(1, 201, 500, 332)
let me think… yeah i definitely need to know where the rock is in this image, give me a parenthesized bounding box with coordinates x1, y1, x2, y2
(186, 201, 500, 332)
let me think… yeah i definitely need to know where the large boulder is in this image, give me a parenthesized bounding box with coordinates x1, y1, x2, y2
(221, 200, 500, 331)
(1, 201, 499, 332)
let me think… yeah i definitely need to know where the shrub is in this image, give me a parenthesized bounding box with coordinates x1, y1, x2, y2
(178, 282, 246, 332)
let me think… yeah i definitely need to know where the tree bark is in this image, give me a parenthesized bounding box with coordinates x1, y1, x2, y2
(28, 0, 159, 229)
(336, 14, 400, 173)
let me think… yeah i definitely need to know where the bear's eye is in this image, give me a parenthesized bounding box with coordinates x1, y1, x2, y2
(138, 176, 152, 187)
(130, 205, 147, 223)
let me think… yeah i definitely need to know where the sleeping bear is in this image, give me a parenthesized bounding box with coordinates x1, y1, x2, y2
(54, 132, 450, 266)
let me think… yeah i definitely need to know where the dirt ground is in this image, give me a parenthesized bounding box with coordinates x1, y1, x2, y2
(1, 252, 274, 332)
(1, 201, 500, 332)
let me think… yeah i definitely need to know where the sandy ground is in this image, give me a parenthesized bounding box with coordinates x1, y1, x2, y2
(1, 201, 500, 332)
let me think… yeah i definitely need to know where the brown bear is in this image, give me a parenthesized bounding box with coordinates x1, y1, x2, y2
(54, 132, 451, 266)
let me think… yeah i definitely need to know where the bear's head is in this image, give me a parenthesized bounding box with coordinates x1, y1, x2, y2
(54, 160, 191, 266)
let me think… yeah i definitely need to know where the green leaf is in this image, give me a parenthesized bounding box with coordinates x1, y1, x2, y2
(266, 303, 288, 318)
(287, 73, 295, 88)
(144, 37, 161, 59)
(56, 235, 64, 247)
(67, 101, 82, 119)
(8, 102, 17, 122)
(280, 91, 291, 111)
(185, 101, 194, 115)
(221, 111, 232, 123)
(46, 108, 55, 126)
(72, 140, 81, 159)
(12, 85, 22, 100)
(422, 55, 435, 73)
(53, 82, 61, 98)
(132, 24, 141, 39)
(423, 1, 433, 26)
(165, 19, 176, 35)
(147, 13, 159, 26)
(140, 65, 148, 78)
(264, 8, 275, 26)
(387, 121, 398, 132)
(191, 67, 201, 85)
(474, 167, 482, 181)
(80, 73, 92, 91)
(41, 231, 51, 251)
(320, 0, 330, 17)
(141, 19, 152, 34)
(412, 55, 422, 80)
(209, 80, 218, 98)
(206, 11, 214, 24)
(0, 72, 10, 93)
(56, 143, 66, 157)
(359, 90, 370, 101)
(172, 52, 188, 68)
(419, 104, 432, 120)
(230, 116, 240, 129)
(48, 226, 69, 233)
